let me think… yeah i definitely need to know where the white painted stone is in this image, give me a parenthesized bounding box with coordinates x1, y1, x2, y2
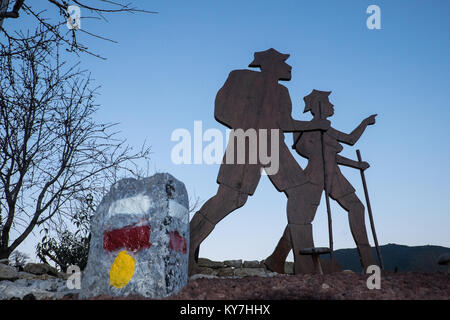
(0, 264, 19, 281)
(168, 199, 189, 223)
(108, 194, 152, 216)
(80, 173, 189, 299)
(189, 274, 218, 280)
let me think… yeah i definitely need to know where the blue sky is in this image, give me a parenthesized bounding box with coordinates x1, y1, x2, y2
(5, 0, 450, 261)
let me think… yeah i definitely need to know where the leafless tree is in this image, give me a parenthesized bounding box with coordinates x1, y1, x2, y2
(0, 27, 150, 260)
(9, 249, 29, 268)
(0, 0, 156, 59)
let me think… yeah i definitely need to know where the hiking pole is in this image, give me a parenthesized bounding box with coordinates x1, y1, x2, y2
(319, 102, 334, 261)
(356, 149, 384, 270)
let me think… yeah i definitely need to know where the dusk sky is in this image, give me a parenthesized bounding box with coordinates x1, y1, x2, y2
(7, 0, 450, 262)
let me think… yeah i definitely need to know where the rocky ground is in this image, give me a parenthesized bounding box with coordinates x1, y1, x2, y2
(1, 258, 449, 300)
(0, 260, 78, 300)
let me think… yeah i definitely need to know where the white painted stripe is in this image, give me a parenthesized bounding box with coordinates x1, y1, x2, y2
(168, 199, 188, 222)
(108, 195, 152, 215)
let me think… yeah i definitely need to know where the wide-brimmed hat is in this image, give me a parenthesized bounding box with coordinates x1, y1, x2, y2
(303, 89, 332, 113)
(248, 48, 290, 68)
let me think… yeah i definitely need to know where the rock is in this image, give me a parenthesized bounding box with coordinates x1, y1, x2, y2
(234, 268, 266, 277)
(189, 274, 218, 280)
(223, 259, 242, 268)
(196, 267, 218, 276)
(0, 281, 58, 300)
(23, 263, 58, 276)
(16, 272, 38, 280)
(217, 268, 234, 277)
(260, 272, 279, 278)
(285, 262, 294, 275)
(62, 293, 78, 299)
(321, 283, 330, 290)
(80, 173, 189, 299)
(13, 278, 65, 293)
(0, 259, 9, 265)
(198, 258, 225, 269)
(243, 260, 261, 268)
(0, 264, 19, 281)
(16, 272, 56, 281)
(57, 271, 70, 280)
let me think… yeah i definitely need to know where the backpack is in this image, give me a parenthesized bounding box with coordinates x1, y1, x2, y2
(214, 69, 263, 129)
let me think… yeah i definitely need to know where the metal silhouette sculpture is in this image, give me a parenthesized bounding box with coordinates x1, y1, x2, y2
(264, 90, 379, 274)
(188, 49, 330, 275)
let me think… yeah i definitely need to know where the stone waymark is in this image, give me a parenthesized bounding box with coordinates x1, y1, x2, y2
(80, 173, 189, 298)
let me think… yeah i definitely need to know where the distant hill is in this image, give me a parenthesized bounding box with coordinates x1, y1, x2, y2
(322, 244, 450, 273)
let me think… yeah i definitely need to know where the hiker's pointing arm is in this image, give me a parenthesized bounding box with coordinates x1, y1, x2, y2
(331, 114, 377, 145)
(288, 119, 330, 132)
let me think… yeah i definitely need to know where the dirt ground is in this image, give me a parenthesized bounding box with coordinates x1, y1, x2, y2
(167, 272, 449, 300)
(82, 271, 449, 300)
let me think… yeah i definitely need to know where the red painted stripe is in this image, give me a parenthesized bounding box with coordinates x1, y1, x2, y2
(169, 231, 187, 254)
(103, 225, 151, 252)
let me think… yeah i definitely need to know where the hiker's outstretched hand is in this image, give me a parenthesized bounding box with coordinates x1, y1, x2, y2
(364, 114, 377, 126)
(359, 161, 370, 171)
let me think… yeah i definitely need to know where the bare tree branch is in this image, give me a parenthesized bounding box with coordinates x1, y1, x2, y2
(0, 0, 157, 58)
(0, 0, 25, 19)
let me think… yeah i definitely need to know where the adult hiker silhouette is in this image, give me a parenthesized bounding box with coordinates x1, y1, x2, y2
(188, 49, 330, 275)
(264, 90, 378, 274)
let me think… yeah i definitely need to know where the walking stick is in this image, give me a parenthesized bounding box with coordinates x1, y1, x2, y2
(319, 102, 334, 261)
(356, 149, 384, 270)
